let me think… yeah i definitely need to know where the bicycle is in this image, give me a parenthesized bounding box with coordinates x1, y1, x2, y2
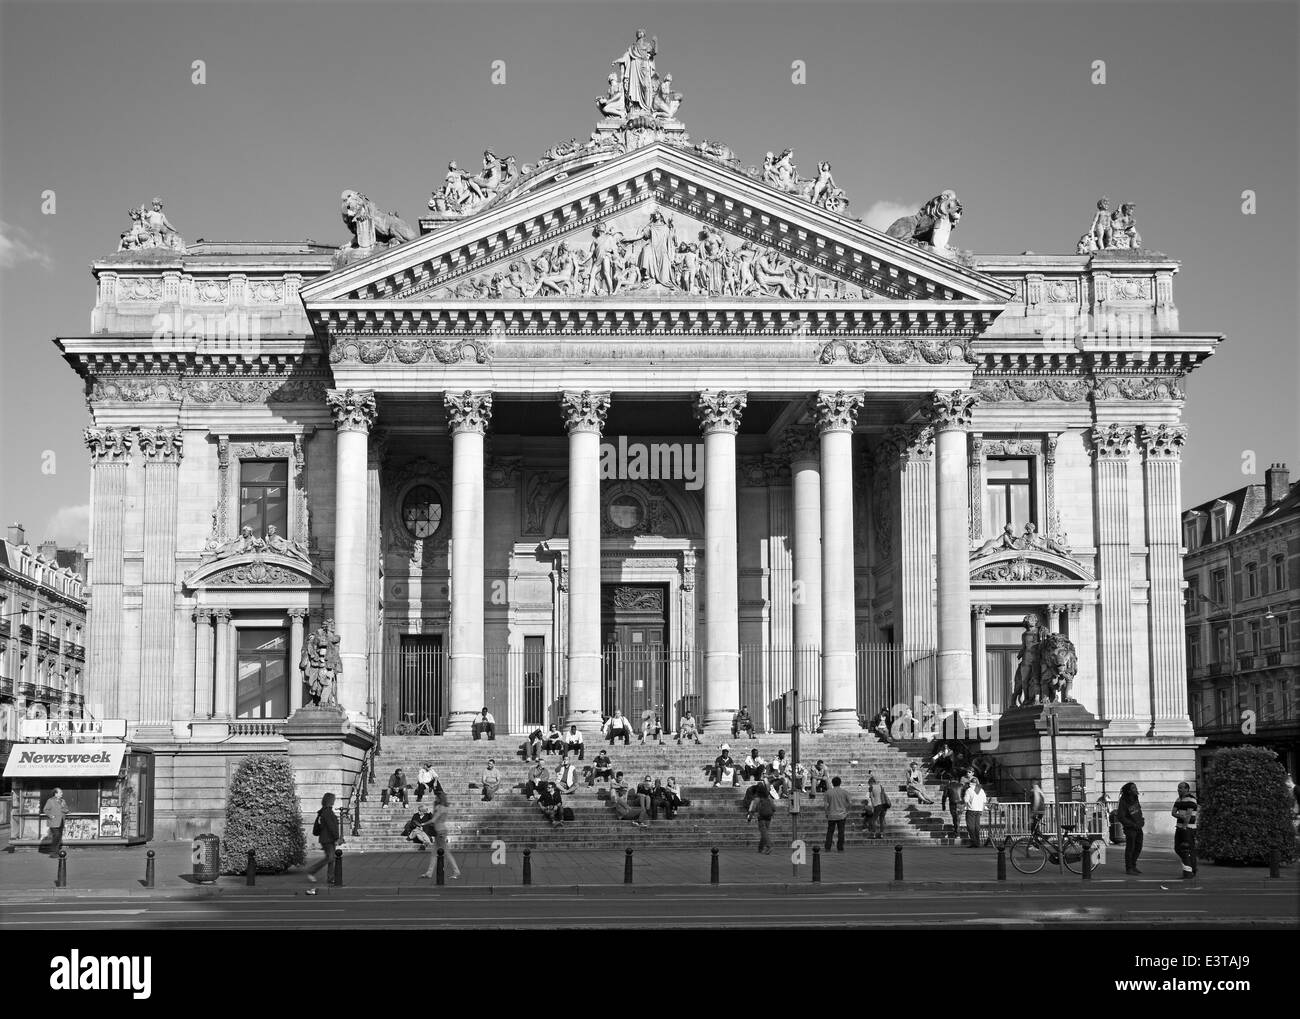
(1007, 820, 1088, 875)
(394, 713, 435, 736)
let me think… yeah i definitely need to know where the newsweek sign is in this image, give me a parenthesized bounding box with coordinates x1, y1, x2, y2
(3, 743, 126, 778)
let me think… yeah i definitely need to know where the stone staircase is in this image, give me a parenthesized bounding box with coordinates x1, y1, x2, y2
(345, 731, 961, 851)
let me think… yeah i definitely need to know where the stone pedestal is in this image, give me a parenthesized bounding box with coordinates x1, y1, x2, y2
(283, 706, 375, 833)
(994, 703, 1109, 802)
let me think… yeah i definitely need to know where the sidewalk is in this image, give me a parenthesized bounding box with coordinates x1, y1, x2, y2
(2, 836, 1293, 899)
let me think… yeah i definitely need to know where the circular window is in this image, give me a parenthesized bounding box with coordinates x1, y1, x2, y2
(608, 493, 643, 530)
(401, 485, 443, 539)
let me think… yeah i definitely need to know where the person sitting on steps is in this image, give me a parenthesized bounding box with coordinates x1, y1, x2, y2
(587, 748, 614, 787)
(555, 757, 579, 795)
(636, 774, 658, 821)
(523, 727, 545, 762)
(480, 759, 502, 802)
(402, 803, 437, 850)
(564, 725, 586, 760)
(712, 745, 739, 788)
(543, 723, 564, 756)
(741, 747, 765, 782)
(810, 759, 831, 798)
(471, 707, 496, 741)
(415, 762, 438, 803)
(676, 710, 701, 745)
(640, 712, 665, 745)
(611, 783, 647, 828)
(384, 768, 409, 808)
(605, 709, 632, 746)
(537, 781, 565, 828)
(732, 705, 756, 740)
(523, 760, 550, 800)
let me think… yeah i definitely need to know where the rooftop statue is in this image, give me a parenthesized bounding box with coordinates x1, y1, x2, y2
(886, 190, 964, 256)
(759, 148, 850, 213)
(1076, 196, 1143, 253)
(118, 197, 184, 251)
(335, 189, 416, 266)
(614, 28, 659, 116)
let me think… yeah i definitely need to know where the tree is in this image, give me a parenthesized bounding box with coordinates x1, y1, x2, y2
(1199, 746, 1296, 866)
(220, 754, 307, 874)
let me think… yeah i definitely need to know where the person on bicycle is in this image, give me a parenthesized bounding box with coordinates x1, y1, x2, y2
(1030, 780, 1048, 836)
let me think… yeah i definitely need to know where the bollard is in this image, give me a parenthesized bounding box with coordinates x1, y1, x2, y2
(56, 849, 67, 888)
(144, 850, 155, 888)
(812, 845, 821, 883)
(893, 844, 903, 881)
(996, 842, 1007, 881)
(334, 848, 343, 887)
(247, 849, 256, 886)
(710, 847, 719, 885)
(1082, 838, 1093, 880)
(1269, 849, 1280, 879)
(624, 848, 634, 884)
(436, 848, 446, 886)
(522, 848, 533, 886)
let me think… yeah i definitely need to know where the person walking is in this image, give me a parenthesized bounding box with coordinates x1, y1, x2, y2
(941, 775, 964, 842)
(421, 790, 461, 880)
(43, 788, 68, 856)
(1171, 781, 1199, 879)
(823, 776, 852, 852)
(1117, 781, 1145, 874)
(963, 777, 988, 849)
(747, 781, 776, 854)
(865, 774, 890, 838)
(308, 792, 340, 885)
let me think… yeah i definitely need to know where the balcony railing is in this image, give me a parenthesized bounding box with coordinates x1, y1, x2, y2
(0, 619, 10, 637)
(373, 643, 938, 737)
(18, 625, 33, 643)
(1266, 652, 1281, 666)
(64, 643, 85, 661)
(36, 633, 59, 653)
(227, 719, 287, 738)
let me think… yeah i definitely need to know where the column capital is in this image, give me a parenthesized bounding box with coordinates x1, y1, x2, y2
(876, 422, 934, 466)
(777, 422, 821, 464)
(1067, 603, 1083, 618)
(137, 426, 184, 464)
(815, 390, 864, 434)
(925, 389, 978, 431)
(695, 390, 747, 434)
(1088, 423, 1136, 461)
(1138, 423, 1187, 460)
(972, 603, 992, 618)
(326, 388, 378, 434)
(193, 607, 215, 623)
(83, 426, 134, 464)
(560, 390, 610, 435)
(1046, 602, 1066, 615)
(213, 607, 232, 622)
(444, 391, 493, 435)
(288, 608, 308, 621)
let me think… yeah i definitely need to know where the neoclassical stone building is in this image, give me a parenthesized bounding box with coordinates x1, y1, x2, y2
(56, 37, 1216, 835)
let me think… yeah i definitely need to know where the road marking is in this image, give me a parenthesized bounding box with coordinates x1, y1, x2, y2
(6, 909, 148, 916)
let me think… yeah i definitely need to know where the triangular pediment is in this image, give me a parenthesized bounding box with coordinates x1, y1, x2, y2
(301, 144, 1015, 324)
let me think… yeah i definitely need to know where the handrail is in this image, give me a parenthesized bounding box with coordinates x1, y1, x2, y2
(345, 714, 380, 838)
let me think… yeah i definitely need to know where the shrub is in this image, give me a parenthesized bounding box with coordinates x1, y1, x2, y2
(1199, 746, 1296, 866)
(219, 754, 307, 874)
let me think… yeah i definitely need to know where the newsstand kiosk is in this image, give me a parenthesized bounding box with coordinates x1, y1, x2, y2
(2, 718, 154, 848)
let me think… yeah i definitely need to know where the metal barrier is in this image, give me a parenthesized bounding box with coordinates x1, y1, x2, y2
(986, 801, 1108, 842)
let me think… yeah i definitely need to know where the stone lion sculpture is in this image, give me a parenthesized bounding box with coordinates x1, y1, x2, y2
(886, 190, 963, 251)
(337, 189, 417, 263)
(1039, 632, 1079, 704)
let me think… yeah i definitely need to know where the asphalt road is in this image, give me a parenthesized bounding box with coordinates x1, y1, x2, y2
(2, 885, 1295, 929)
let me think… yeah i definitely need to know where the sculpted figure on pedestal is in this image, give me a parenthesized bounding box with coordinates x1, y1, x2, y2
(478, 150, 518, 195)
(886, 190, 964, 254)
(614, 29, 659, 115)
(301, 620, 342, 708)
(651, 73, 682, 120)
(118, 198, 184, 251)
(336, 190, 416, 265)
(263, 525, 311, 564)
(1010, 614, 1048, 707)
(117, 207, 149, 251)
(1039, 633, 1079, 704)
(971, 522, 1018, 558)
(1077, 196, 1143, 252)
(597, 72, 627, 119)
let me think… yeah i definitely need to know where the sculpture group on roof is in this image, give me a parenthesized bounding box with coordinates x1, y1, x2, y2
(755, 148, 850, 213)
(1076, 196, 1143, 253)
(429, 150, 521, 216)
(117, 197, 184, 252)
(598, 29, 682, 124)
(334, 189, 418, 267)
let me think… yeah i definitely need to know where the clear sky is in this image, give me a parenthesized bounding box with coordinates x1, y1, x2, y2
(1, 0, 1296, 545)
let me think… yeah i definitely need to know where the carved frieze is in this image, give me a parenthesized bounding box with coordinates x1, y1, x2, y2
(205, 561, 307, 586)
(695, 390, 747, 434)
(560, 390, 611, 435)
(89, 380, 183, 404)
(609, 587, 665, 613)
(83, 427, 134, 465)
(1092, 376, 1185, 402)
(329, 336, 492, 366)
(971, 556, 1076, 584)
(182, 378, 328, 404)
(973, 378, 1090, 403)
(116, 277, 163, 302)
(819, 337, 973, 365)
(327, 389, 379, 433)
(815, 390, 864, 434)
(192, 279, 230, 304)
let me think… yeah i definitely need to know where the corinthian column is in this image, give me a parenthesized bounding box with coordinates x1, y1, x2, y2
(138, 427, 184, 733)
(927, 390, 977, 714)
(1141, 424, 1192, 731)
(326, 388, 377, 718)
(561, 390, 610, 733)
(1090, 424, 1136, 723)
(816, 390, 865, 732)
(444, 391, 492, 734)
(781, 424, 822, 699)
(84, 427, 133, 718)
(696, 390, 747, 733)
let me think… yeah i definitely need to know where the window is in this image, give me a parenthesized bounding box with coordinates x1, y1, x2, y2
(1215, 627, 1230, 664)
(1215, 688, 1230, 725)
(983, 457, 1035, 538)
(1212, 508, 1228, 542)
(401, 485, 444, 540)
(239, 460, 289, 538)
(1277, 614, 1288, 652)
(1249, 620, 1262, 655)
(1246, 562, 1259, 598)
(1183, 519, 1198, 551)
(236, 628, 289, 719)
(1212, 570, 1227, 605)
(1274, 555, 1286, 591)
(1186, 576, 1201, 614)
(1187, 633, 1201, 669)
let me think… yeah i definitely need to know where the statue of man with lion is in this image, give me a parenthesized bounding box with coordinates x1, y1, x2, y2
(1010, 613, 1079, 707)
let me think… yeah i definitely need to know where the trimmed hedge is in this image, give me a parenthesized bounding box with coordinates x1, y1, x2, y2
(1199, 746, 1296, 866)
(220, 754, 307, 874)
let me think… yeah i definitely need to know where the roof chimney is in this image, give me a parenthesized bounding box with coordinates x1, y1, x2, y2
(6, 522, 24, 546)
(1265, 463, 1290, 507)
(38, 539, 58, 560)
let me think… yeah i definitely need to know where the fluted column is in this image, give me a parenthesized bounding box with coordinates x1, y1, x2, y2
(1141, 424, 1191, 729)
(213, 609, 233, 718)
(561, 391, 610, 732)
(928, 390, 977, 714)
(444, 391, 492, 734)
(781, 424, 822, 701)
(816, 391, 865, 731)
(696, 391, 747, 732)
(193, 608, 215, 718)
(138, 427, 183, 730)
(366, 433, 386, 720)
(326, 389, 378, 718)
(83, 427, 133, 718)
(885, 424, 935, 652)
(972, 604, 990, 713)
(1046, 604, 1063, 635)
(289, 609, 307, 714)
(1090, 424, 1136, 722)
